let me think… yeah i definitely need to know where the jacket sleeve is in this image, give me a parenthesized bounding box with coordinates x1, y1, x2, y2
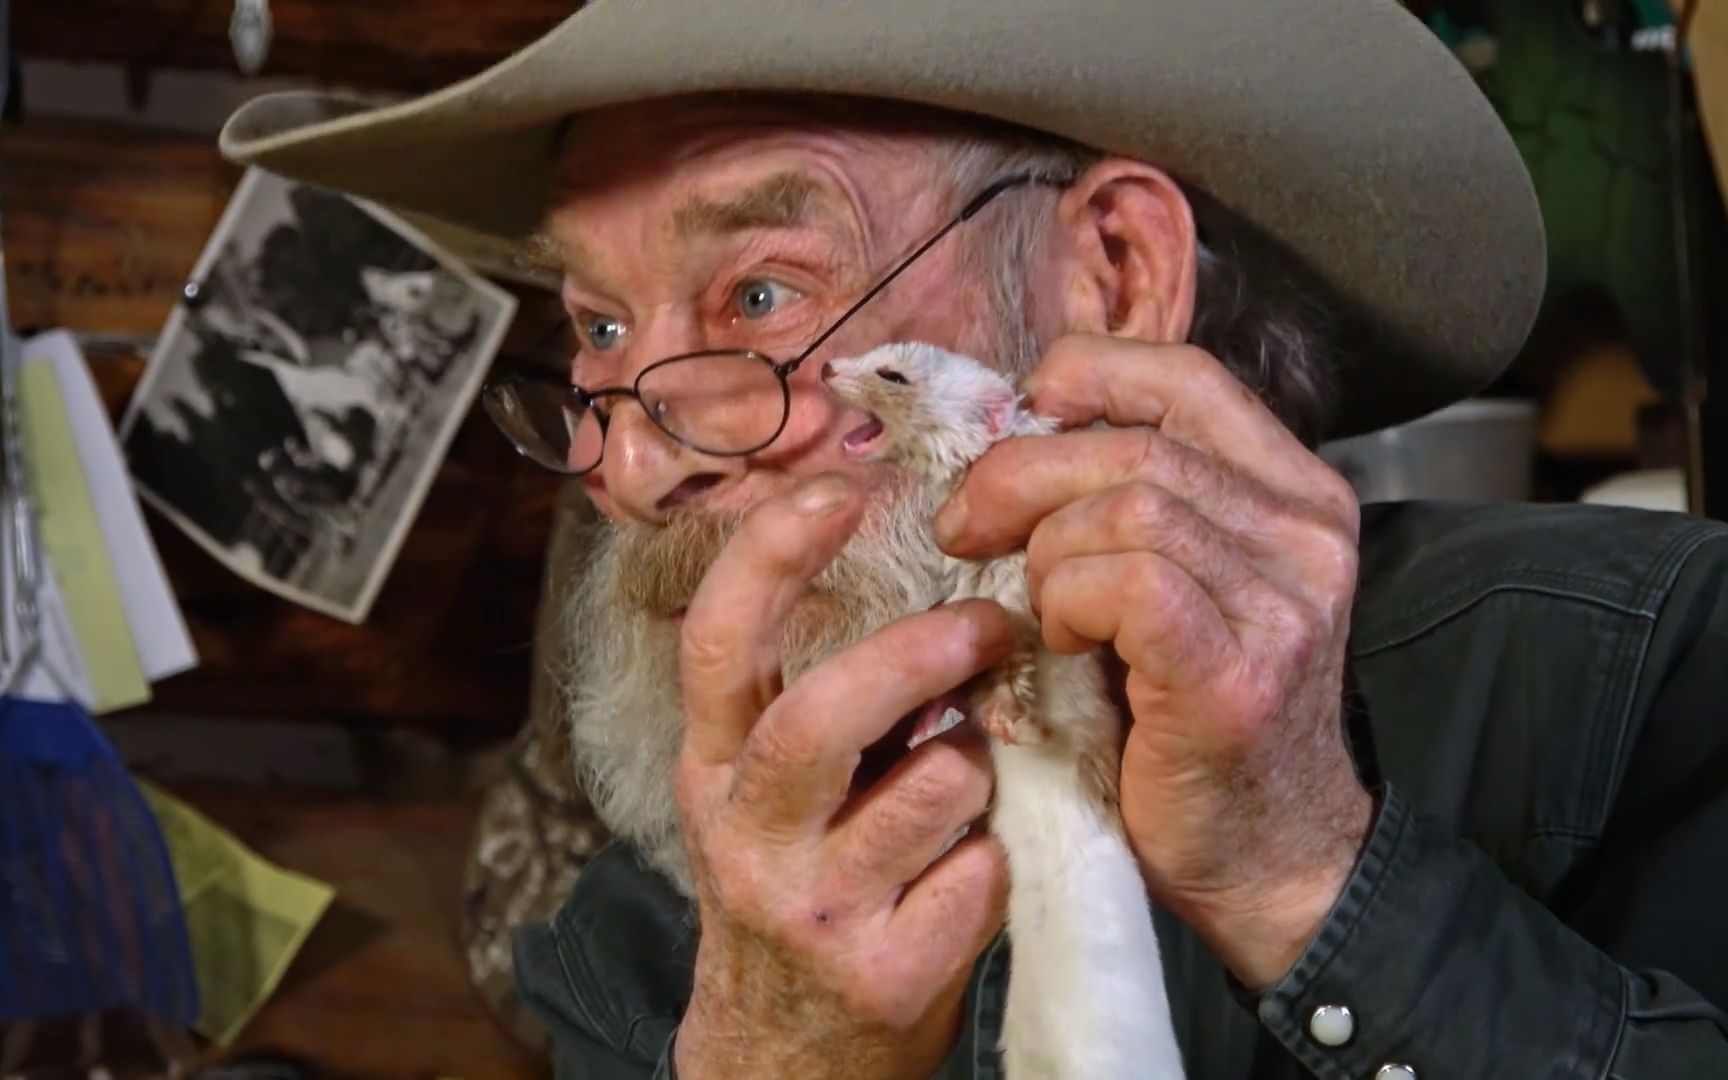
(541, 1021, 677, 1080)
(1246, 535, 1728, 1079)
(513, 914, 682, 1079)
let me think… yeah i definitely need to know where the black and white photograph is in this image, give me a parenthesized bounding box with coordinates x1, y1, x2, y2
(120, 167, 517, 623)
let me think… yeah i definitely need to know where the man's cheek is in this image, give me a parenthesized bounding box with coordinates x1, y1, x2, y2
(582, 473, 629, 522)
(755, 382, 854, 464)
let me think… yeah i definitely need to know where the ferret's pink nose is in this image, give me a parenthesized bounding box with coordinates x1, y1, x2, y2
(820, 361, 836, 381)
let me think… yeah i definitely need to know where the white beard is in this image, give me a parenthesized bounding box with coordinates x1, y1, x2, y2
(553, 476, 951, 896)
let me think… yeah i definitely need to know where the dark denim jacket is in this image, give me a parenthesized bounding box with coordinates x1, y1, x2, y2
(515, 501, 1728, 1078)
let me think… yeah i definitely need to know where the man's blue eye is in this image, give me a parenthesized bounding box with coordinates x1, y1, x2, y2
(581, 314, 626, 351)
(736, 279, 799, 320)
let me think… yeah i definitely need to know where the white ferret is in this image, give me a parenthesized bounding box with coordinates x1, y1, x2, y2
(822, 343, 1186, 1080)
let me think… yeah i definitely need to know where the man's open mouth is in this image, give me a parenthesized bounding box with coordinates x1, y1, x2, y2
(841, 415, 886, 457)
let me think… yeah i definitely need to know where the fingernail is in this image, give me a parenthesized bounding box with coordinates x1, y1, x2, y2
(934, 497, 967, 547)
(953, 597, 1009, 649)
(797, 475, 852, 515)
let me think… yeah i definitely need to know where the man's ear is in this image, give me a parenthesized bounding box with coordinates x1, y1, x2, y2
(1054, 160, 1198, 345)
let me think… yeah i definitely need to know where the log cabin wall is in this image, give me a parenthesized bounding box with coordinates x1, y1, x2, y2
(2, 18, 593, 1072)
(3, 5, 580, 739)
(14, 0, 574, 93)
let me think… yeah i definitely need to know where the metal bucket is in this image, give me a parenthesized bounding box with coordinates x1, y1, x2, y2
(1318, 399, 1538, 504)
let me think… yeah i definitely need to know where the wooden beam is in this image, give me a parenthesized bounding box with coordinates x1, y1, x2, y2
(13, 0, 576, 94)
(3, 117, 239, 336)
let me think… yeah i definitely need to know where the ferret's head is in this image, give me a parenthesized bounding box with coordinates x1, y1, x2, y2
(821, 343, 1021, 481)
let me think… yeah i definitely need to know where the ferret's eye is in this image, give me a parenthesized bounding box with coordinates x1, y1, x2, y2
(875, 368, 908, 385)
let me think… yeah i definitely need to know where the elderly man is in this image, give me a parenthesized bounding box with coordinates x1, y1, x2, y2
(222, 1, 1728, 1077)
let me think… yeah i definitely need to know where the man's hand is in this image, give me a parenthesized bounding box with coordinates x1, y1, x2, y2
(673, 475, 1012, 1079)
(935, 335, 1374, 991)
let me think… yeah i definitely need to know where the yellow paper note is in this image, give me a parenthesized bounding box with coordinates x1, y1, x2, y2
(17, 360, 151, 712)
(139, 782, 337, 1045)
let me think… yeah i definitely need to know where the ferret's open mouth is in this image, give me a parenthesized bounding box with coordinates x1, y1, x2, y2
(841, 415, 886, 458)
(851, 692, 973, 793)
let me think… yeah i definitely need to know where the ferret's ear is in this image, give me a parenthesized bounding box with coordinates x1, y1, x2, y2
(980, 386, 1018, 437)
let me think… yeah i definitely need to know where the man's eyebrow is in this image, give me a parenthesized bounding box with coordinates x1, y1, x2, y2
(520, 229, 601, 282)
(671, 171, 835, 239)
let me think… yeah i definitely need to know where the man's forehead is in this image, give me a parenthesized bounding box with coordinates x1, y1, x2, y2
(528, 101, 925, 283)
(526, 166, 851, 284)
(552, 91, 973, 168)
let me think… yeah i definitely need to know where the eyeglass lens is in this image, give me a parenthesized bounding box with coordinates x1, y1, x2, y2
(484, 351, 789, 474)
(482, 381, 601, 472)
(641, 353, 789, 456)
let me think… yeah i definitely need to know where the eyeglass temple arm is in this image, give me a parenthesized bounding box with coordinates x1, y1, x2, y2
(778, 172, 1045, 376)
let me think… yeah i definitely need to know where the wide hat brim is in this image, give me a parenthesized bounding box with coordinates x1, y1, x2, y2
(218, 0, 1546, 438)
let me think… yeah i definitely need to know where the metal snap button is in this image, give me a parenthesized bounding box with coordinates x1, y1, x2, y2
(1307, 1004, 1355, 1047)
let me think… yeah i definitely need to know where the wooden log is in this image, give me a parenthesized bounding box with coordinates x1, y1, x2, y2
(13, 0, 576, 94)
(2, 117, 239, 336)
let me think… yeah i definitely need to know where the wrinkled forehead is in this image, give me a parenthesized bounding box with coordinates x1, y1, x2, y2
(530, 94, 976, 273)
(551, 93, 982, 190)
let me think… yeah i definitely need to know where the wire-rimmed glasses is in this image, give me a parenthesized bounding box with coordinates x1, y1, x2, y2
(481, 172, 1054, 475)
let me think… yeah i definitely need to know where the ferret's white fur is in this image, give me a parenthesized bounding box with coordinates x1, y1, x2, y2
(823, 343, 1186, 1080)
(991, 729, 1184, 1079)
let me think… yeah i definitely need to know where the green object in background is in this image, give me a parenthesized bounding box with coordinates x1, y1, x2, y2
(1628, 0, 1676, 34)
(139, 781, 337, 1046)
(1467, 2, 1684, 392)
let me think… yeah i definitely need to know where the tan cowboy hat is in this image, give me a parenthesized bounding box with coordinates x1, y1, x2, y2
(218, 0, 1546, 437)
(1686, 0, 1728, 210)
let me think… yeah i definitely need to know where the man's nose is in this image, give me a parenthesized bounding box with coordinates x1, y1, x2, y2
(597, 319, 737, 522)
(596, 406, 704, 521)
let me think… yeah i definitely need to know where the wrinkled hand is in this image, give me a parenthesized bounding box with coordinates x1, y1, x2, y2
(672, 476, 1011, 1079)
(935, 334, 1374, 990)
